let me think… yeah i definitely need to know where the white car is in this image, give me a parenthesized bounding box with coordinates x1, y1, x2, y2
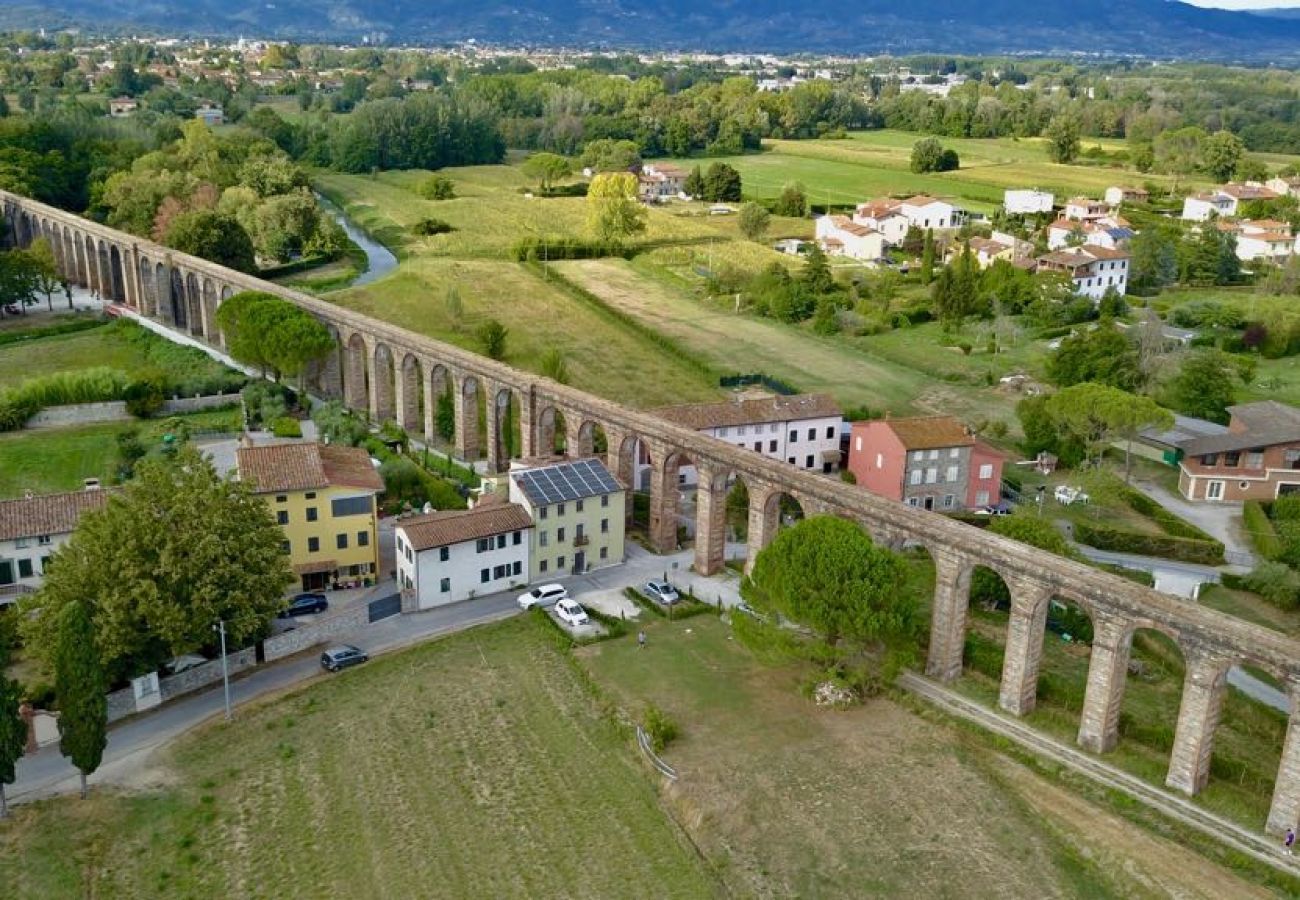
(518, 583, 568, 610)
(554, 598, 590, 627)
(1054, 485, 1090, 506)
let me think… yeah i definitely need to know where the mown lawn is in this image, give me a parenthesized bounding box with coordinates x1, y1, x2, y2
(0, 327, 145, 385)
(0, 617, 717, 899)
(0, 422, 126, 495)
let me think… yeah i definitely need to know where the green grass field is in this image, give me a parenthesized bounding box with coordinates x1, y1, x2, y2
(0, 617, 717, 899)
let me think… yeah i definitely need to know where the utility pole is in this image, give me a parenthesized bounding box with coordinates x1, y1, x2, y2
(214, 619, 231, 722)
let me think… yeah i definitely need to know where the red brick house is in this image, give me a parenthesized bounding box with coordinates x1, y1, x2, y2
(847, 416, 1005, 511)
(1176, 401, 1300, 503)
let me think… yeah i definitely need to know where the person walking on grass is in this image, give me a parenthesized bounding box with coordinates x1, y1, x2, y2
(637, 630, 646, 650)
(1286, 828, 1295, 856)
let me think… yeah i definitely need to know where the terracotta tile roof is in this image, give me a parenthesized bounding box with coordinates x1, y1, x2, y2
(1222, 183, 1279, 201)
(885, 416, 975, 450)
(398, 502, 533, 551)
(654, 393, 842, 431)
(0, 488, 112, 541)
(969, 237, 1012, 255)
(902, 194, 944, 207)
(828, 215, 878, 237)
(855, 199, 904, 219)
(237, 442, 383, 494)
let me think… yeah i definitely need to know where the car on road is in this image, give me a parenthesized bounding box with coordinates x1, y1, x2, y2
(279, 592, 329, 618)
(320, 645, 368, 672)
(554, 598, 590, 627)
(974, 503, 1012, 516)
(1054, 486, 1090, 506)
(643, 580, 680, 605)
(518, 583, 568, 610)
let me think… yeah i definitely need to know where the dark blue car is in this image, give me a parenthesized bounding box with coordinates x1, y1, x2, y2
(279, 592, 328, 618)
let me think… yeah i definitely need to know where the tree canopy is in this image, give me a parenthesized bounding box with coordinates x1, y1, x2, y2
(214, 291, 336, 385)
(52, 599, 106, 799)
(1044, 382, 1172, 468)
(585, 171, 646, 242)
(22, 448, 294, 684)
(164, 209, 257, 273)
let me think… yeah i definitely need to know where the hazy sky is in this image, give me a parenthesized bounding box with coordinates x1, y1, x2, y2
(1182, 1, 1300, 7)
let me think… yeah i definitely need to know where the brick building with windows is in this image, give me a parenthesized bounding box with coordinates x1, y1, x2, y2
(847, 416, 1004, 512)
(237, 442, 384, 591)
(1174, 401, 1300, 503)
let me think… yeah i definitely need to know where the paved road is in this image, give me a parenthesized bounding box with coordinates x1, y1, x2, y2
(1074, 545, 1221, 599)
(1132, 480, 1257, 568)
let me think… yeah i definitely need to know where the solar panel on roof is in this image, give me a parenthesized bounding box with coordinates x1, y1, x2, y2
(516, 459, 618, 505)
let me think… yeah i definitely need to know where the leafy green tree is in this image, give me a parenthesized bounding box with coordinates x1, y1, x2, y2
(910, 136, 945, 173)
(236, 155, 308, 198)
(738, 202, 771, 241)
(24, 237, 67, 311)
(742, 516, 917, 656)
(702, 162, 742, 202)
(1044, 114, 1081, 164)
(22, 449, 293, 685)
(417, 174, 456, 200)
(477, 319, 509, 360)
(1047, 323, 1142, 391)
(522, 152, 572, 193)
(1201, 130, 1245, 183)
(435, 390, 455, 442)
(684, 166, 704, 199)
(1165, 349, 1252, 424)
(585, 172, 646, 243)
(164, 210, 256, 273)
(215, 292, 335, 385)
(801, 243, 834, 295)
(578, 138, 641, 173)
(1044, 383, 1172, 469)
(1154, 126, 1207, 190)
(773, 182, 808, 217)
(1017, 394, 1084, 468)
(52, 600, 105, 800)
(1128, 227, 1178, 295)
(0, 247, 40, 313)
(920, 228, 935, 284)
(0, 645, 24, 818)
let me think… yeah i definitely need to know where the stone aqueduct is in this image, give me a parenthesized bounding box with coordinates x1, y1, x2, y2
(8, 189, 1300, 833)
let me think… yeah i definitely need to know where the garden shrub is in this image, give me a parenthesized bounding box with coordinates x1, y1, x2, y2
(0, 367, 131, 430)
(417, 174, 456, 200)
(642, 703, 678, 754)
(1243, 561, 1300, 608)
(1243, 500, 1282, 560)
(270, 417, 303, 438)
(1072, 521, 1225, 565)
(412, 217, 453, 236)
(123, 373, 166, 418)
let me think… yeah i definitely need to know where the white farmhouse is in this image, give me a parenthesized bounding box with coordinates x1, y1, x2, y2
(899, 195, 963, 230)
(395, 496, 532, 609)
(1004, 189, 1054, 215)
(1062, 196, 1109, 221)
(1182, 183, 1279, 221)
(1226, 219, 1297, 263)
(0, 487, 110, 604)
(1037, 246, 1130, 300)
(815, 215, 887, 261)
(1104, 186, 1150, 206)
(852, 199, 910, 244)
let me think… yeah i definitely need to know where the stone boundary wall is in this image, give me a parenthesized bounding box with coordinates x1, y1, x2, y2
(263, 604, 369, 662)
(25, 393, 239, 429)
(105, 646, 259, 724)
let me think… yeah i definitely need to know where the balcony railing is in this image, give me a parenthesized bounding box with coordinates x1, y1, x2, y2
(573, 533, 590, 547)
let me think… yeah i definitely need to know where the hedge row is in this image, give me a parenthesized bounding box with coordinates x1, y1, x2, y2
(1118, 484, 1216, 542)
(1072, 521, 1225, 565)
(0, 367, 132, 431)
(0, 315, 107, 347)
(1243, 500, 1282, 561)
(510, 236, 634, 262)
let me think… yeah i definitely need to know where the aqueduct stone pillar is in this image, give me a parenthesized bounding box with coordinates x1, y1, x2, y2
(565, 416, 585, 460)
(517, 388, 536, 460)
(454, 374, 478, 461)
(647, 443, 679, 555)
(745, 480, 780, 574)
(485, 383, 509, 474)
(1165, 650, 1230, 796)
(693, 464, 729, 577)
(1268, 685, 1300, 834)
(924, 549, 973, 682)
(1078, 614, 1133, 754)
(998, 579, 1052, 716)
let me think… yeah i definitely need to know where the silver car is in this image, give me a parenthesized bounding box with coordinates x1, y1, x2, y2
(643, 580, 680, 605)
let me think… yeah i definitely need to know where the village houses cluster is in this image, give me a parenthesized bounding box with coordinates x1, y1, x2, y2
(1182, 178, 1300, 263)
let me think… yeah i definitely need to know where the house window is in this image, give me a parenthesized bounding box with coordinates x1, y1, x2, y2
(440, 577, 451, 593)
(720, 427, 729, 437)
(910, 469, 922, 486)
(805, 455, 814, 468)
(754, 442, 762, 452)
(513, 561, 522, 576)
(826, 426, 835, 439)
(540, 531, 549, 548)
(37, 535, 51, 546)
(950, 448, 960, 458)
(557, 503, 565, 516)
(976, 490, 990, 506)
(788, 457, 796, 465)
(14, 537, 27, 549)
(494, 564, 507, 579)
(513, 531, 522, 545)
(769, 440, 777, 452)
(480, 568, 489, 584)
(337, 533, 348, 550)
(275, 495, 287, 503)
(1247, 451, 1264, 469)
(925, 468, 938, 484)
(576, 500, 584, 513)
(601, 495, 609, 508)
(557, 555, 566, 570)
(601, 518, 609, 533)
(942, 495, 954, 508)
(946, 466, 958, 483)
(906, 497, 919, 507)
(600, 547, 608, 560)
(1201, 454, 1218, 467)
(281, 540, 291, 555)
(856, 437, 863, 452)
(277, 510, 289, 525)
(305, 492, 316, 500)
(789, 429, 798, 443)
(496, 534, 506, 549)
(929, 449, 939, 460)
(979, 464, 993, 479)
(1225, 451, 1241, 467)
(876, 453, 883, 469)
(308, 537, 320, 553)
(17, 559, 32, 579)
(558, 527, 566, 542)
(1286, 449, 1300, 470)
(540, 506, 548, 520)
(306, 507, 318, 522)
(440, 546, 449, 562)
(738, 426, 747, 436)
(807, 428, 816, 441)
(771, 423, 779, 433)
(331, 496, 372, 517)
(540, 560, 548, 573)
(912, 451, 923, 461)
(477, 538, 491, 553)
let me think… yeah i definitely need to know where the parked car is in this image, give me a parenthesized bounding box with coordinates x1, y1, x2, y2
(163, 654, 208, 675)
(1054, 485, 1090, 506)
(279, 592, 328, 618)
(2, 304, 19, 315)
(643, 580, 680, 605)
(518, 583, 568, 610)
(554, 598, 590, 627)
(974, 503, 1012, 517)
(320, 645, 368, 672)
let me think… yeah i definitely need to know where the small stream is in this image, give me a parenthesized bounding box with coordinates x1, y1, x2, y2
(316, 193, 398, 287)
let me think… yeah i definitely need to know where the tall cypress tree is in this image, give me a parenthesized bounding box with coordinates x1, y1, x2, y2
(920, 228, 935, 285)
(53, 601, 106, 800)
(0, 645, 25, 818)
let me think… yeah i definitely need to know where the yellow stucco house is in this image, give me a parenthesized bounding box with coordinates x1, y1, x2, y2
(236, 442, 384, 591)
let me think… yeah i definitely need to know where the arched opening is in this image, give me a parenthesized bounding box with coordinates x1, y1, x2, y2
(426, 364, 452, 448)
(74, 235, 88, 289)
(962, 565, 1014, 689)
(154, 262, 172, 324)
(570, 419, 606, 459)
(456, 373, 484, 461)
(314, 325, 344, 398)
(372, 343, 396, 422)
(650, 448, 698, 554)
(488, 385, 519, 471)
(536, 405, 564, 456)
(743, 487, 806, 572)
(108, 246, 125, 305)
(185, 272, 202, 336)
(61, 229, 77, 285)
(344, 333, 369, 413)
(201, 278, 219, 343)
(399, 353, 423, 434)
(97, 243, 113, 304)
(170, 268, 187, 329)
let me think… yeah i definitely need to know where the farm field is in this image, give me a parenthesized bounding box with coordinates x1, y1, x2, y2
(552, 258, 1021, 426)
(578, 613, 1275, 899)
(0, 617, 718, 899)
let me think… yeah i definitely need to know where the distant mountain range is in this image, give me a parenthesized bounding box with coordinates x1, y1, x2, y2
(10, 0, 1300, 60)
